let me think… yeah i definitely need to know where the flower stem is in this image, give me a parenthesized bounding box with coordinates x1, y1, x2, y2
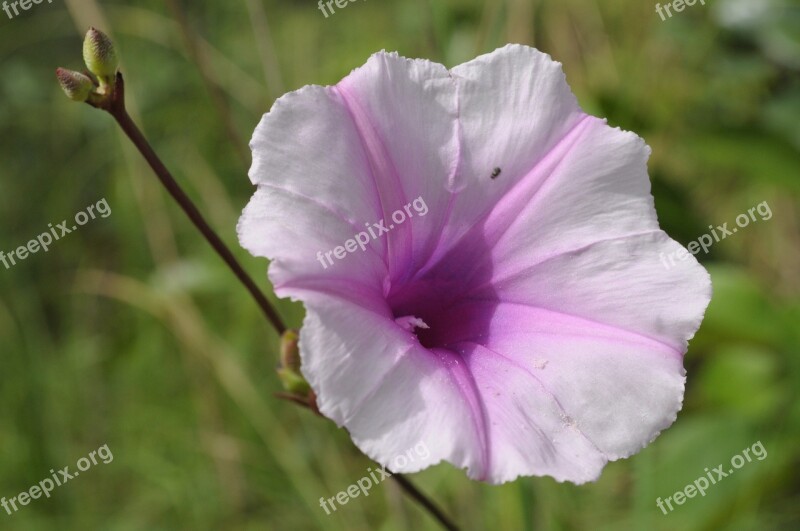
(93, 72, 286, 335)
(391, 473, 460, 530)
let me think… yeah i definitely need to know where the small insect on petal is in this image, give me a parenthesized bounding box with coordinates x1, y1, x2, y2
(491, 167, 501, 179)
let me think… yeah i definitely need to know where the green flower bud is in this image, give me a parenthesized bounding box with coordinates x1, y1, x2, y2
(277, 367, 311, 395)
(280, 329, 301, 372)
(55, 68, 94, 102)
(82, 27, 118, 79)
(277, 329, 310, 394)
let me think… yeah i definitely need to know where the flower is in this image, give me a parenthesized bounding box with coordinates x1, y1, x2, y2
(238, 44, 712, 484)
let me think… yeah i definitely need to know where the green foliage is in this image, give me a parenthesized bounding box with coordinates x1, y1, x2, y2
(0, 0, 798, 529)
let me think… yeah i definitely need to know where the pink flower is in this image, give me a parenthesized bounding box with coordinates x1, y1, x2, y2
(238, 45, 711, 484)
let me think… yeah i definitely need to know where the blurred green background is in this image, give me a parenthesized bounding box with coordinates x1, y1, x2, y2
(1, 0, 798, 529)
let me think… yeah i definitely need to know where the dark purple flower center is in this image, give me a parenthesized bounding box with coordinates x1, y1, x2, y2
(386, 231, 497, 351)
(388, 278, 459, 349)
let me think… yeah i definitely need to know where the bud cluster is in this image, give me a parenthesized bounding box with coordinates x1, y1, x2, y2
(56, 27, 119, 103)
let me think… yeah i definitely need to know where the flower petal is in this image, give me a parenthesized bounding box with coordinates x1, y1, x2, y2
(239, 84, 389, 294)
(299, 295, 483, 476)
(443, 299, 688, 480)
(471, 231, 712, 352)
(335, 52, 460, 279)
(473, 117, 659, 279)
(240, 52, 464, 293)
(414, 44, 587, 276)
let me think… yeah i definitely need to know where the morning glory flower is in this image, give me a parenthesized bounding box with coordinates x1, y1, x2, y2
(238, 44, 712, 484)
